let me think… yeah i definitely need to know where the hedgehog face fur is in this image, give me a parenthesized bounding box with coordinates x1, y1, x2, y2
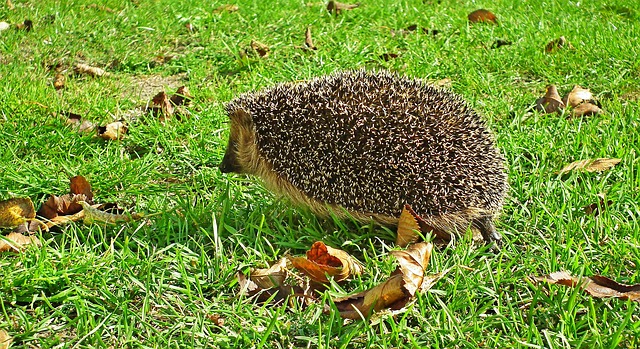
(220, 70, 507, 242)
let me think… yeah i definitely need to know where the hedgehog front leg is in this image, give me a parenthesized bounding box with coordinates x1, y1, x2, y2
(473, 215, 502, 244)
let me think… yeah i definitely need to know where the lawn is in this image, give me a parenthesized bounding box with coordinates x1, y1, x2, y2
(1, 0, 639, 348)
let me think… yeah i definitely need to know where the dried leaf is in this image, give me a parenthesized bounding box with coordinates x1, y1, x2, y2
(467, 9, 497, 24)
(0, 198, 35, 228)
(0, 329, 10, 349)
(535, 271, 640, 302)
(213, 4, 239, 13)
(290, 241, 363, 283)
(304, 27, 317, 50)
(53, 73, 65, 90)
(251, 257, 289, 289)
(396, 204, 450, 247)
(332, 242, 433, 319)
(206, 314, 225, 326)
(327, 0, 359, 14)
(558, 158, 621, 174)
(0, 232, 41, 253)
(169, 86, 193, 107)
(149, 91, 174, 120)
(5, 0, 13, 10)
(545, 36, 574, 53)
(250, 40, 270, 57)
(0, 22, 10, 32)
(70, 175, 93, 202)
(534, 85, 565, 114)
(396, 205, 421, 247)
(571, 102, 602, 118)
(74, 63, 108, 77)
(563, 85, 595, 108)
(79, 201, 144, 224)
(97, 121, 127, 140)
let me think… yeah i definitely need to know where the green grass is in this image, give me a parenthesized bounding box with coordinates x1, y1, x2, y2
(1, 0, 639, 347)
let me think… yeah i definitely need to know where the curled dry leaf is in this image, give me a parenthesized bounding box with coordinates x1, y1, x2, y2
(327, 0, 359, 14)
(74, 63, 108, 77)
(250, 40, 270, 57)
(38, 175, 93, 221)
(213, 4, 239, 13)
(206, 314, 225, 326)
(534, 85, 565, 114)
(467, 9, 497, 24)
(545, 36, 574, 53)
(304, 27, 317, 50)
(290, 241, 364, 283)
(0, 197, 35, 228)
(0, 328, 10, 349)
(332, 242, 433, 319)
(250, 257, 289, 289)
(571, 102, 602, 118)
(97, 120, 127, 140)
(150, 91, 173, 120)
(558, 158, 621, 174)
(535, 271, 640, 302)
(53, 73, 65, 90)
(79, 201, 144, 225)
(563, 85, 595, 108)
(0, 232, 41, 253)
(396, 204, 450, 247)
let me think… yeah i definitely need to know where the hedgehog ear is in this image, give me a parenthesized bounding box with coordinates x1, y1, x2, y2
(229, 108, 253, 129)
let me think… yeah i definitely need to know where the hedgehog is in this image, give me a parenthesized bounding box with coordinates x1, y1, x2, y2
(219, 70, 507, 243)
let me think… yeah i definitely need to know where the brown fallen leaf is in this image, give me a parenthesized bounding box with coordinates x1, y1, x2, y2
(213, 4, 239, 13)
(97, 120, 127, 140)
(563, 85, 595, 108)
(583, 194, 613, 217)
(74, 63, 108, 77)
(206, 314, 225, 326)
(545, 36, 574, 53)
(250, 40, 270, 57)
(149, 91, 173, 120)
(53, 73, 65, 90)
(535, 271, 640, 302)
(250, 257, 289, 289)
(327, 0, 359, 14)
(290, 241, 364, 283)
(305, 27, 317, 50)
(6, 0, 14, 10)
(38, 175, 94, 222)
(332, 242, 433, 319)
(467, 9, 497, 24)
(396, 204, 450, 247)
(16, 19, 33, 31)
(62, 111, 95, 133)
(534, 85, 565, 114)
(558, 158, 621, 174)
(0, 328, 11, 349)
(571, 102, 602, 118)
(0, 232, 41, 253)
(0, 198, 36, 228)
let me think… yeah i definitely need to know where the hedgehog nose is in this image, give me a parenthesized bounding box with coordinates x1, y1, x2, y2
(219, 152, 240, 173)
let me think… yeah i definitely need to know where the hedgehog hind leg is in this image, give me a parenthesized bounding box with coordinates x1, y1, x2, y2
(473, 215, 502, 244)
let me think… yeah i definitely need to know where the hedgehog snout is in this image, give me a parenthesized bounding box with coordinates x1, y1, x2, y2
(219, 146, 241, 173)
